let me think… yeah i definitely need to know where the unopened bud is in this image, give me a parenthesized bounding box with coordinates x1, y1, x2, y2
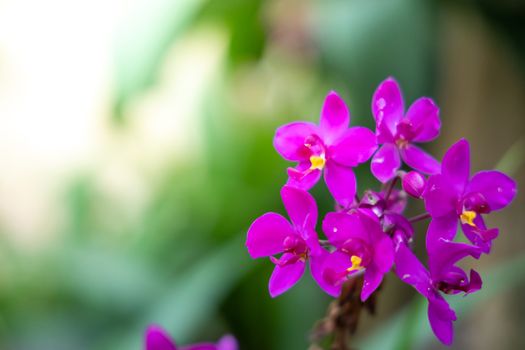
(402, 171, 426, 198)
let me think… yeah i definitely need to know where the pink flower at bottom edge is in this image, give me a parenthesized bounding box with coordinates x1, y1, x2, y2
(144, 325, 237, 350)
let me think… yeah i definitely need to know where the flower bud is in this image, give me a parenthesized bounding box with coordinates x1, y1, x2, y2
(402, 171, 426, 198)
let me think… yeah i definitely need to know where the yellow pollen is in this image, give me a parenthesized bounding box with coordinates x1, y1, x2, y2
(395, 138, 409, 149)
(347, 255, 363, 273)
(309, 154, 326, 170)
(460, 210, 477, 227)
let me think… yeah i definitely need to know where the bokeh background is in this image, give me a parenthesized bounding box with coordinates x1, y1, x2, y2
(0, 0, 523, 349)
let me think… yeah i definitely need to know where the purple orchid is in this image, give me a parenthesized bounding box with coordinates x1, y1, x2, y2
(423, 139, 517, 254)
(144, 325, 237, 350)
(395, 241, 482, 345)
(244, 82, 518, 348)
(246, 185, 326, 297)
(274, 91, 377, 207)
(319, 210, 394, 300)
(357, 188, 407, 217)
(371, 77, 441, 183)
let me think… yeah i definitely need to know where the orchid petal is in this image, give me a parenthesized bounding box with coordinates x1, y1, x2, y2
(400, 144, 440, 175)
(145, 325, 177, 350)
(461, 215, 498, 254)
(216, 335, 238, 350)
(246, 213, 293, 258)
(372, 77, 404, 137)
(423, 174, 458, 218)
(273, 122, 318, 161)
(361, 264, 384, 302)
(324, 161, 357, 208)
(322, 212, 366, 246)
(318, 251, 353, 297)
(286, 163, 322, 191)
(269, 256, 306, 297)
(370, 232, 394, 274)
(281, 186, 317, 232)
(466, 170, 517, 211)
(319, 91, 350, 144)
(405, 97, 440, 142)
(426, 214, 458, 256)
(329, 127, 377, 166)
(371, 143, 401, 183)
(428, 297, 456, 346)
(394, 243, 432, 298)
(310, 252, 341, 297)
(442, 139, 470, 193)
(428, 240, 481, 279)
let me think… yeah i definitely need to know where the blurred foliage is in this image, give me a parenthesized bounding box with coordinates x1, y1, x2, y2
(0, 0, 524, 349)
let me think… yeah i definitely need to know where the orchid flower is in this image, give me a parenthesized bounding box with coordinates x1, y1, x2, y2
(246, 186, 326, 297)
(423, 139, 517, 254)
(319, 210, 394, 300)
(371, 77, 441, 183)
(144, 325, 237, 350)
(274, 91, 377, 207)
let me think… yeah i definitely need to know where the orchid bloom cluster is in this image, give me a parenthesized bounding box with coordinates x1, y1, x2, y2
(144, 325, 238, 350)
(246, 77, 517, 345)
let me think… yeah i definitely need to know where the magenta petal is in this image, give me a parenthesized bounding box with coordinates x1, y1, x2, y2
(319, 251, 353, 297)
(322, 212, 365, 246)
(281, 186, 317, 231)
(273, 122, 318, 161)
(286, 163, 322, 190)
(461, 216, 498, 254)
(442, 139, 470, 193)
(269, 257, 306, 297)
(361, 265, 384, 301)
(216, 335, 238, 350)
(428, 297, 456, 346)
(405, 97, 440, 142)
(319, 91, 350, 144)
(467, 269, 482, 294)
(310, 252, 341, 297)
(426, 214, 458, 256)
(372, 77, 404, 136)
(466, 170, 517, 211)
(371, 233, 394, 274)
(400, 144, 440, 175)
(324, 161, 357, 208)
(371, 143, 401, 183)
(429, 240, 481, 279)
(423, 174, 458, 218)
(246, 213, 293, 258)
(394, 243, 432, 297)
(145, 325, 177, 350)
(329, 127, 377, 166)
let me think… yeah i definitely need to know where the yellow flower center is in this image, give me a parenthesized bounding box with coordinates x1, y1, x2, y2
(460, 210, 477, 227)
(395, 138, 409, 149)
(309, 154, 326, 170)
(346, 255, 363, 273)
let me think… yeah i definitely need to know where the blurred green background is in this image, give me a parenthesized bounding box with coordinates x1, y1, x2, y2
(0, 0, 523, 349)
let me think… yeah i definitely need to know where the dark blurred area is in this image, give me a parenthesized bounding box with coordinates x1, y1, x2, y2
(0, 0, 523, 349)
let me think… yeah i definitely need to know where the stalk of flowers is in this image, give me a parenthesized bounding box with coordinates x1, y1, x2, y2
(245, 77, 517, 349)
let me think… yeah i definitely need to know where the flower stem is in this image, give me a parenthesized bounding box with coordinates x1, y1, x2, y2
(408, 212, 431, 223)
(384, 176, 399, 203)
(310, 276, 381, 350)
